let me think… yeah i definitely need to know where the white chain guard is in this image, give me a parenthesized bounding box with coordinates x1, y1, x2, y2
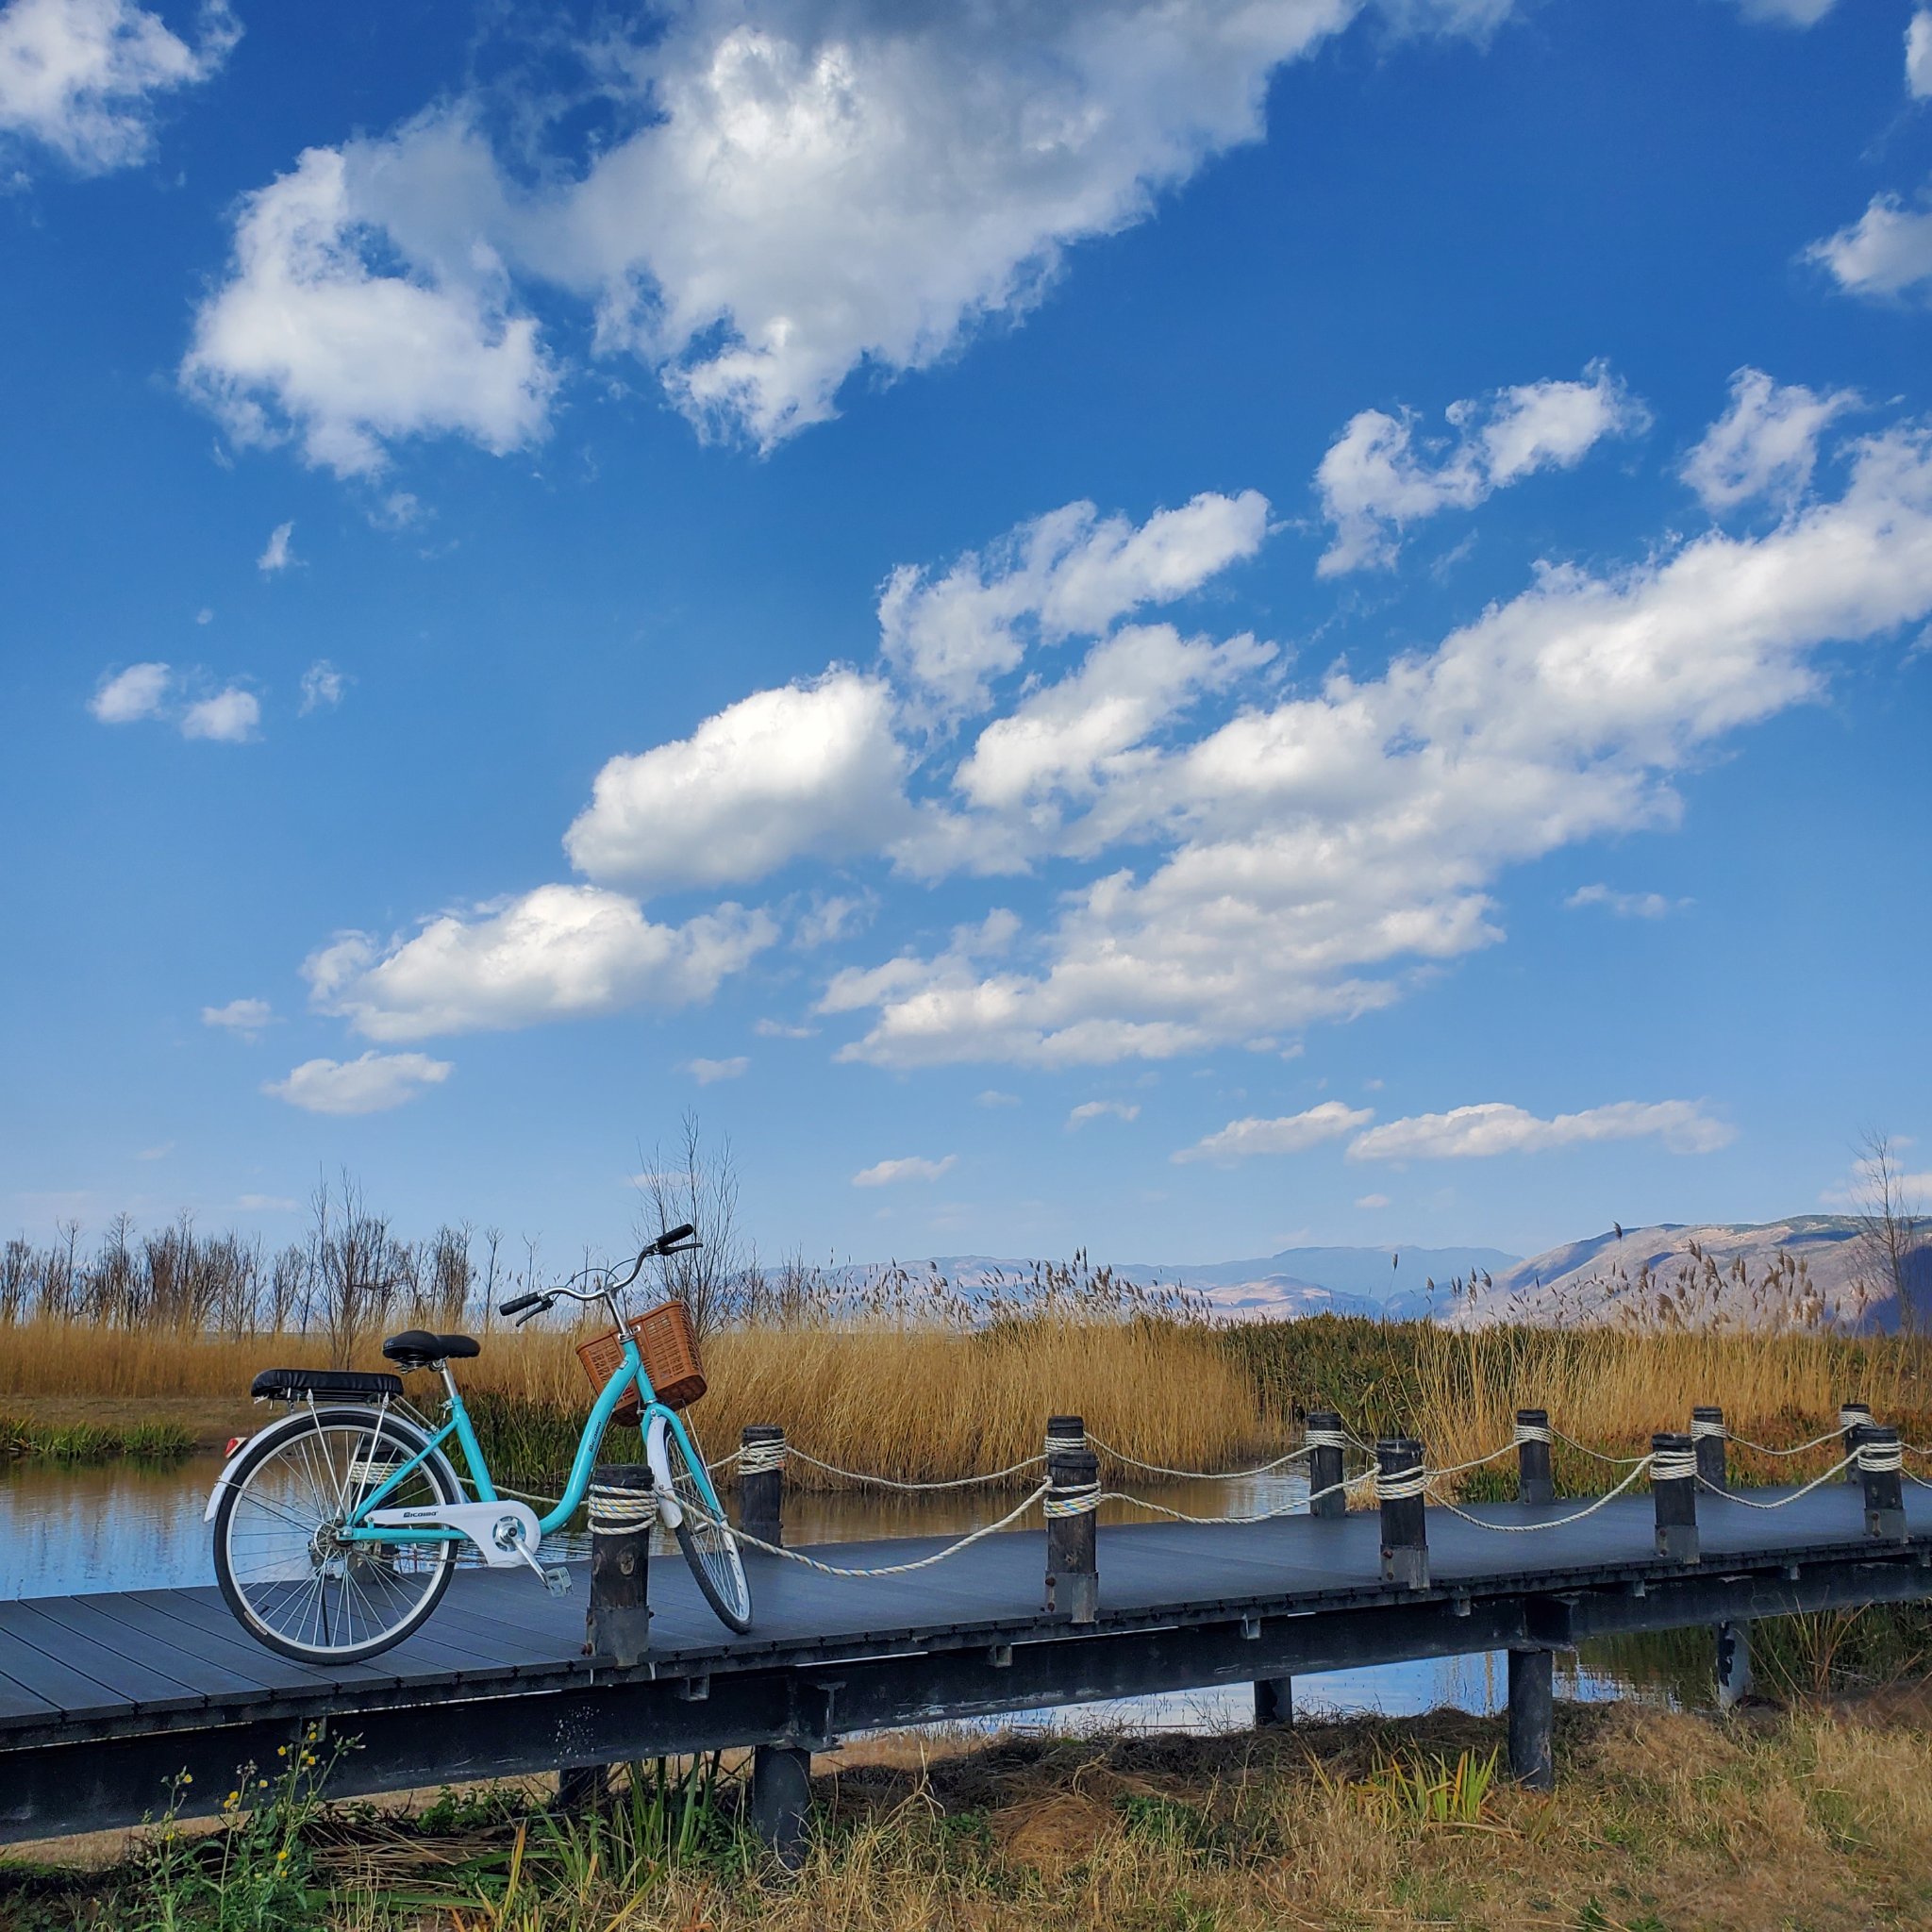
(366, 1499, 542, 1568)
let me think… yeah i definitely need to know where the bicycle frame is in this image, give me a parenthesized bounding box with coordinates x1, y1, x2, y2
(338, 1328, 694, 1548)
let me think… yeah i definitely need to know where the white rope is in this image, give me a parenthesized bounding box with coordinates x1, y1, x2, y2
(1512, 1421, 1554, 1445)
(1840, 1406, 1873, 1432)
(1436, 1455, 1658, 1533)
(1651, 1447, 1699, 1484)
(1042, 1482, 1102, 1519)
(1692, 1451, 1860, 1509)
(780, 1444, 1049, 1491)
(1372, 1462, 1430, 1502)
(1856, 1439, 1903, 1474)
(1086, 1435, 1314, 1481)
(1723, 1424, 1851, 1459)
(736, 1438, 788, 1476)
(1690, 1417, 1726, 1441)
(1305, 1426, 1350, 1452)
(587, 1483, 657, 1532)
(683, 1485, 1053, 1577)
(1547, 1425, 1651, 1466)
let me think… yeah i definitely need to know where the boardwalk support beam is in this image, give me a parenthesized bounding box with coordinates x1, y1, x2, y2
(1517, 1409, 1554, 1506)
(750, 1743, 812, 1870)
(1507, 1647, 1555, 1790)
(1253, 1677, 1293, 1727)
(740, 1425, 785, 1548)
(1715, 1619, 1753, 1709)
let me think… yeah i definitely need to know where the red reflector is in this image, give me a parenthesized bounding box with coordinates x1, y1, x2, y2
(225, 1436, 247, 1457)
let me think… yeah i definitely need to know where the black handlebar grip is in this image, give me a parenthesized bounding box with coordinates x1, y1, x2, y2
(657, 1223, 695, 1251)
(498, 1291, 542, 1317)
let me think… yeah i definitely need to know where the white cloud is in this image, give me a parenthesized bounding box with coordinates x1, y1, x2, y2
(1316, 361, 1646, 575)
(0, 0, 236, 175)
(1174, 1100, 1374, 1164)
(299, 660, 345, 712)
(187, 5, 1530, 475)
(258, 521, 296, 573)
(851, 1154, 957, 1188)
(684, 1055, 749, 1084)
(830, 408, 1932, 1069)
(182, 142, 557, 477)
(136, 1141, 173, 1160)
(1727, 0, 1836, 21)
(306, 884, 775, 1041)
(977, 1089, 1021, 1108)
(264, 1050, 452, 1115)
(234, 1192, 297, 1212)
(565, 671, 908, 891)
(1910, 10, 1932, 98)
(880, 491, 1270, 718)
(1565, 884, 1684, 920)
(1347, 1099, 1733, 1161)
(754, 1017, 818, 1040)
(89, 660, 170, 723)
(792, 891, 874, 950)
(1067, 1098, 1141, 1128)
(1681, 367, 1859, 513)
(1354, 1192, 1390, 1208)
(202, 996, 272, 1038)
(1807, 187, 1932, 303)
(179, 686, 258, 741)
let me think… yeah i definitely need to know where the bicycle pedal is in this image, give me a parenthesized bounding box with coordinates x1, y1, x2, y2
(542, 1565, 573, 1597)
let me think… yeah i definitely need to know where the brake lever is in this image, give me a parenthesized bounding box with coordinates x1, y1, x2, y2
(660, 1239, 701, 1255)
(514, 1304, 546, 1327)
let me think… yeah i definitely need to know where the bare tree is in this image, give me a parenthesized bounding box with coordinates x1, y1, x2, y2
(309, 1171, 408, 1367)
(1852, 1130, 1927, 1339)
(635, 1111, 746, 1337)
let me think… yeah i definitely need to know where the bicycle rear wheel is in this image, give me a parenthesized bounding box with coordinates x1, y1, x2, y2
(213, 1409, 460, 1664)
(646, 1412, 753, 1632)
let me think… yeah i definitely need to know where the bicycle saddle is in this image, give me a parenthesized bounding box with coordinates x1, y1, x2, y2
(381, 1329, 481, 1367)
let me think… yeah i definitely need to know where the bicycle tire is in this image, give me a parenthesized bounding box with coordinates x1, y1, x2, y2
(646, 1411, 753, 1632)
(213, 1407, 461, 1664)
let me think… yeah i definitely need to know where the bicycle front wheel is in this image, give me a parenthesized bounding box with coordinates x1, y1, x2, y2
(213, 1409, 460, 1664)
(646, 1412, 753, 1632)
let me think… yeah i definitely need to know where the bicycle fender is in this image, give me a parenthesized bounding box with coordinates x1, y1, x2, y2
(364, 1499, 541, 1567)
(642, 1414, 687, 1530)
(202, 1406, 448, 1521)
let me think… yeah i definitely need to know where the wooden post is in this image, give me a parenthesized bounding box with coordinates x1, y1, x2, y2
(1046, 1413, 1085, 1458)
(1857, 1424, 1907, 1540)
(739, 1424, 785, 1547)
(1516, 1408, 1554, 1506)
(1045, 1433, 1099, 1624)
(587, 1463, 652, 1666)
(1841, 1402, 1874, 1485)
(1377, 1439, 1427, 1590)
(1307, 1409, 1347, 1520)
(1652, 1432, 1698, 1564)
(750, 1743, 812, 1870)
(1691, 1407, 1726, 1492)
(1507, 1647, 1555, 1790)
(1715, 1619, 1753, 1710)
(1254, 1677, 1293, 1727)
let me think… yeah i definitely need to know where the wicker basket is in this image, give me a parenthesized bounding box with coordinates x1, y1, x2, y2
(576, 1298, 707, 1424)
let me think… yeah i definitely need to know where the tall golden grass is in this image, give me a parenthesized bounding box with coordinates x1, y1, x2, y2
(5, 1312, 1927, 1491)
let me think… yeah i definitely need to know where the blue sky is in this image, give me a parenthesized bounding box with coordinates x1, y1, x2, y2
(4, 0, 1930, 1272)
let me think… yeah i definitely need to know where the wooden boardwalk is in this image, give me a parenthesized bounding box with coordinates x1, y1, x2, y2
(6, 1479, 1932, 1842)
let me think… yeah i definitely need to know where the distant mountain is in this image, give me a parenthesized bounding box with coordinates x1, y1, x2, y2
(1449, 1217, 1929, 1334)
(850, 1245, 1521, 1325)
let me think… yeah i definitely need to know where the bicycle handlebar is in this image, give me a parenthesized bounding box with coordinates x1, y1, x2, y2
(497, 1226, 702, 1320)
(497, 1291, 547, 1318)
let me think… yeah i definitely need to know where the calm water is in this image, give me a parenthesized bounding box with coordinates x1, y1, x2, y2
(0, 1457, 1639, 1730)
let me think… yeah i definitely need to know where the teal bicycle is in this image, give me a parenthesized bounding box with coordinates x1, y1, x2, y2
(206, 1224, 752, 1664)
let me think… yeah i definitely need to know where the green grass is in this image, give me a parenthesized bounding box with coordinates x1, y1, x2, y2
(0, 1415, 194, 1463)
